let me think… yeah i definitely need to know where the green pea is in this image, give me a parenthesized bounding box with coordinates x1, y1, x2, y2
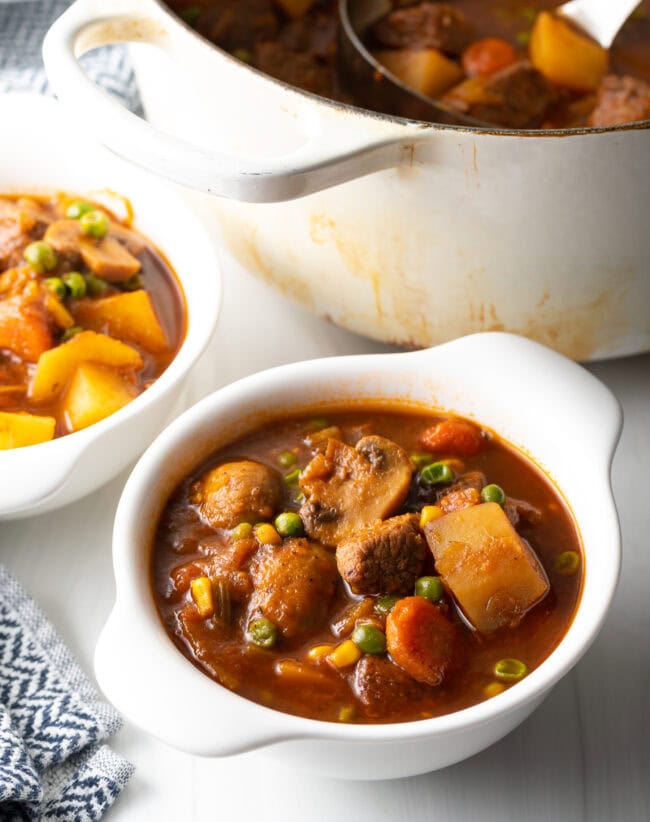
(284, 468, 301, 485)
(24, 241, 57, 273)
(277, 450, 297, 468)
(248, 617, 278, 649)
(61, 325, 83, 342)
(85, 273, 110, 297)
(410, 452, 431, 468)
(415, 575, 444, 602)
(420, 461, 453, 485)
(307, 417, 330, 431)
(375, 595, 400, 616)
(80, 209, 109, 239)
(352, 624, 387, 655)
(121, 274, 142, 291)
(44, 277, 66, 301)
(180, 3, 202, 25)
(274, 512, 304, 538)
(338, 705, 355, 722)
(554, 550, 580, 576)
(232, 48, 253, 64)
(232, 522, 253, 541)
(494, 658, 528, 682)
(62, 271, 87, 299)
(66, 200, 94, 220)
(481, 484, 506, 505)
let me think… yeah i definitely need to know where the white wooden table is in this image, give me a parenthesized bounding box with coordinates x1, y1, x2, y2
(1, 230, 648, 822)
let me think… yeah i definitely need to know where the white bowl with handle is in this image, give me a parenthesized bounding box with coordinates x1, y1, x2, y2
(95, 332, 621, 779)
(0, 93, 221, 519)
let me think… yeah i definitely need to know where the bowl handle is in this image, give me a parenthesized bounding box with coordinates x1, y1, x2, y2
(43, 0, 413, 203)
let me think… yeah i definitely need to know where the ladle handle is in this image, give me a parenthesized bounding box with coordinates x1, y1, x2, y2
(43, 0, 412, 203)
(558, 0, 641, 49)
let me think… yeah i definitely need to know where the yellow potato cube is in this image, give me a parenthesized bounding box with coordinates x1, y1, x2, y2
(530, 11, 607, 92)
(424, 502, 549, 633)
(274, 0, 314, 19)
(61, 362, 137, 431)
(374, 48, 464, 99)
(0, 411, 56, 449)
(30, 330, 143, 404)
(73, 291, 169, 354)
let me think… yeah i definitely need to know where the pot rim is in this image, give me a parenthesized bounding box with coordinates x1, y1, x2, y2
(159, 0, 650, 138)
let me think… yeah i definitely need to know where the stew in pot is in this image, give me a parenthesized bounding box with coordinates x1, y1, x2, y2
(167, 0, 650, 128)
(152, 409, 583, 724)
(0, 192, 185, 448)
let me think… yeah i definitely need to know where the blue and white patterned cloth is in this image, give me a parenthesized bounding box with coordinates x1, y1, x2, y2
(0, 567, 134, 821)
(0, 0, 142, 113)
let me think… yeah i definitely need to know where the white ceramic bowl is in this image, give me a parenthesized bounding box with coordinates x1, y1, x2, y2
(96, 333, 621, 780)
(0, 93, 221, 519)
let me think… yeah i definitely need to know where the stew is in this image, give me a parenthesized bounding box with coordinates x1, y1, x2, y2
(167, 0, 650, 128)
(0, 192, 185, 448)
(152, 409, 583, 724)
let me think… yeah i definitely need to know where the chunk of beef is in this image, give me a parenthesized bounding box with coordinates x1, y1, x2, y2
(437, 470, 485, 513)
(299, 435, 413, 545)
(588, 74, 650, 127)
(336, 513, 425, 595)
(194, 0, 279, 51)
(254, 41, 334, 96)
(353, 655, 431, 717)
(372, 3, 472, 56)
(504, 496, 543, 529)
(191, 459, 283, 529)
(249, 538, 338, 639)
(443, 61, 554, 128)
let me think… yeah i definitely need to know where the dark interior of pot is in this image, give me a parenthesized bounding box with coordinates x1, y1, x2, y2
(165, 0, 650, 130)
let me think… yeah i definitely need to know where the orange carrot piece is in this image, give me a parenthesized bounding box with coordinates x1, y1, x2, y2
(419, 419, 484, 456)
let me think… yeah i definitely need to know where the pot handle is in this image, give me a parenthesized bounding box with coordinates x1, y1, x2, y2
(43, 0, 413, 203)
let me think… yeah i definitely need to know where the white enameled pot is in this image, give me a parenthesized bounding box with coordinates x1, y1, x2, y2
(95, 333, 621, 780)
(0, 94, 221, 520)
(43, 0, 650, 360)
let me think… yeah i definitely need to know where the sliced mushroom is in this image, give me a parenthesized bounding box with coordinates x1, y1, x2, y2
(43, 219, 83, 260)
(299, 435, 413, 545)
(79, 235, 141, 282)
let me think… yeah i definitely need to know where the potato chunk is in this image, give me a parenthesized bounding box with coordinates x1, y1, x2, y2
(374, 48, 463, 98)
(62, 362, 137, 431)
(424, 502, 549, 632)
(30, 330, 143, 403)
(73, 291, 169, 354)
(530, 11, 607, 92)
(0, 411, 56, 449)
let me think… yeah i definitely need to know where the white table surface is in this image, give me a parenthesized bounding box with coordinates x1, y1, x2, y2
(1, 213, 648, 822)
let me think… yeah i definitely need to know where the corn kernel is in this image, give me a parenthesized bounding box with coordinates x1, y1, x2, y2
(484, 681, 506, 699)
(441, 458, 465, 474)
(338, 705, 356, 722)
(254, 523, 282, 545)
(307, 644, 334, 662)
(327, 639, 362, 669)
(190, 576, 214, 618)
(420, 505, 444, 528)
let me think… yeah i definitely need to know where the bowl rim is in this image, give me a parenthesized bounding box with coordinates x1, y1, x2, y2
(100, 333, 622, 753)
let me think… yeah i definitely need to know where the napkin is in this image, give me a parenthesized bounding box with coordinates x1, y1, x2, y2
(0, 0, 142, 113)
(0, 566, 133, 821)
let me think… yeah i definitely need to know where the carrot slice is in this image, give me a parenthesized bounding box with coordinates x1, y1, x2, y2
(386, 596, 457, 686)
(419, 419, 484, 456)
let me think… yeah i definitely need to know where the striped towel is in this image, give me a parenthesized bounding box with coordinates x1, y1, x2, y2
(0, 0, 142, 113)
(0, 566, 134, 821)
